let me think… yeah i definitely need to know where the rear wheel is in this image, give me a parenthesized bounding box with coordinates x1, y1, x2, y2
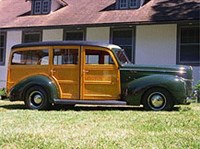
(24, 86, 50, 110)
(143, 88, 174, 111)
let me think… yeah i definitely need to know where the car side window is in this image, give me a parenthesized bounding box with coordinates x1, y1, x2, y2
(53, 49, 78, 65)
(11, 49, 49, 65)
(85, 49, 114, 65)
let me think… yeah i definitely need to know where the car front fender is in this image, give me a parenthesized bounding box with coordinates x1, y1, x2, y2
(124, 74, 186, 105)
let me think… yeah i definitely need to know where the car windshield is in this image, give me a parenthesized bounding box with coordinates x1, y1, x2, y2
(114, 49, 131, 65)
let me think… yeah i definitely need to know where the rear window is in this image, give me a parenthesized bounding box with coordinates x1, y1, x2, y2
(11, 49, 49, 65)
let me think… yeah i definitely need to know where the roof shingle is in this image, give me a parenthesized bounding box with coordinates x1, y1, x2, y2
(0, 0, 199, 29)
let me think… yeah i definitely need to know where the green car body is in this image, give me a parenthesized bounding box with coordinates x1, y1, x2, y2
(120, 64, 193, 105)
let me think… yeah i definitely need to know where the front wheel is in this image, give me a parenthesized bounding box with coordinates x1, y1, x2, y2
(142, 88, 174, 111)
(24, 86, 50, 110)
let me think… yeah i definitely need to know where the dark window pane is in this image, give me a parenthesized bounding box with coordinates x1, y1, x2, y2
(181, 27, 199, 43)
(179, 26, 200, 64)
(113, 30, 132, 45)
(180, 45, 200, 62)
(23, 33, 41, 43)
(65, 32, 84, 41)
(0, 35, 5, 47)
(0, 48, 3, 62)
(112, 29, 133, 61)
(0, 33, 6, 65)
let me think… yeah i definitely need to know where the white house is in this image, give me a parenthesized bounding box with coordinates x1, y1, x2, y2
(0, 0, 199, 88)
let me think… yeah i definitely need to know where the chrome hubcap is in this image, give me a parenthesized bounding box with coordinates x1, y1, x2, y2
(29, 91, 43, 107)
(33, 94, 42, 104)
(148, 92, 166, 110)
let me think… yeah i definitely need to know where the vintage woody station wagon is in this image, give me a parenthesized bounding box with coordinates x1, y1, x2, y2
(7, 41, 193, 111)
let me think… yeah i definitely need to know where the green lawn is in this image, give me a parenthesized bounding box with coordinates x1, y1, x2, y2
(0, 100, 200, 149)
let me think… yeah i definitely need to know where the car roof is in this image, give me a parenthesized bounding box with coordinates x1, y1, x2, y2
(11, 41, 121, 50)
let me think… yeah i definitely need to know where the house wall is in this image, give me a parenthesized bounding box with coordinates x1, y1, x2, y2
(0, 31, 22, 88)
(135, 24, 177, 65)
(135, 24, 199, 84)
(43, 29, 63, 41)
(0, 25, 199, 88)
(193, 67, 200, 85)
(86, 27, 110, 43)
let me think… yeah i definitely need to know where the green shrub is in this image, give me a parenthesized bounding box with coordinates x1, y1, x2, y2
(194, 81, 200, 103)
(0, 88, 6, 96)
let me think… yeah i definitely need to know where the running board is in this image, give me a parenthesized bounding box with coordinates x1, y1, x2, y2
(53, 99, 127, 105)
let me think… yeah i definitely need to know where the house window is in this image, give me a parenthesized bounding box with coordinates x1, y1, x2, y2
(130, 0, 138, 8)
(34, 1, 42, 14)
(22, 31, 42, 43)
(0, 32, 6, 65)
(64, 31, 84, 41)
(42, 0, 51, 14)
(111, 29, 135, 62)
(119, 0, 140, 9)
(178, 25, 200, 65)
(120, 0, 128, 9)
(33, 0, 51, 15)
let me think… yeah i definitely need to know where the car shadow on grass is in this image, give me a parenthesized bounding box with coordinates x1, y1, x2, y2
(60, 105, 145, 111)
(0, 101, 183, 112)
(63, 105, 182, 112)
(0, 101, 144, 111)
(0, 103, 26, 110)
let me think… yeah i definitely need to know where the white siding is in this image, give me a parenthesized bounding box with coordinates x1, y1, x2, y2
(86, 27, 110, 43)
(135, 24, 177, 65)
(193, 67, 200, 85)
(135, 24, 199, 84)
(0, 30, 22, 88)
(43, 29, 63, 41)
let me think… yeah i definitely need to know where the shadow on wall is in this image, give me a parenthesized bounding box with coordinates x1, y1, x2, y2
(151, 0, 199, 22)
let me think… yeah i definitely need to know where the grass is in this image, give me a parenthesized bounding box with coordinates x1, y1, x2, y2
(0, 88, 6, 96)
(0, 100, 200, 149)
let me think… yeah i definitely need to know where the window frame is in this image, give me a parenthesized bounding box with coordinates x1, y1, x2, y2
(64, 29, 86, 41)
(110, 27, 136, 63)
(119, 0, 128, 9)
(177, 24, 200, 66)
(22, 30, 42, 43)
(32, 0, 51, 15)
(42, 0, 51, 14)
(129, 0, 139, 8)
(118, 0, 140, 9)
(0, 32, 6, 66)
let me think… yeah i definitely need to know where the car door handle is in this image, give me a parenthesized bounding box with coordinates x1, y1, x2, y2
(83, 70, 89, 73)
(51, 69, 56, 75)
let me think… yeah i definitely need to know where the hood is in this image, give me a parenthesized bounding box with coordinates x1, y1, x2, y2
(121, 64, 193, 80)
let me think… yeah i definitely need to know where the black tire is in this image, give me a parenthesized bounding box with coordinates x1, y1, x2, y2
(24, 86, 50, 110)
(142, 88, 174, 111)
